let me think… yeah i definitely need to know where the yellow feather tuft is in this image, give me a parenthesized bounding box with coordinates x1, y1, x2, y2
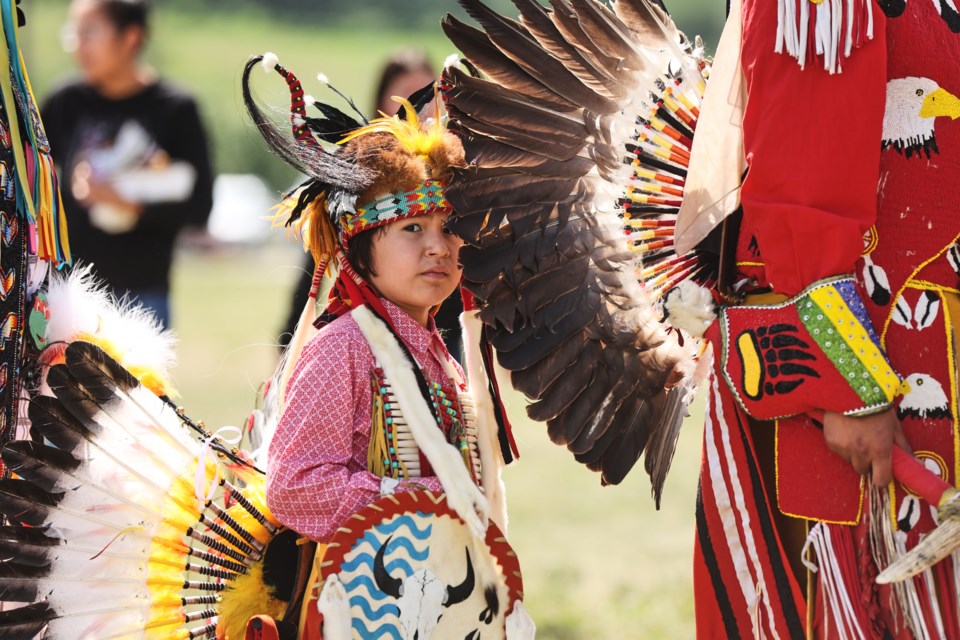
(338, 94, 445, 162)
(218, 561, 287, 640)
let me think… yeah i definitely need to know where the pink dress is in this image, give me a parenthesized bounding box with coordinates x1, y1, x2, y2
(266, 299, 456, 542)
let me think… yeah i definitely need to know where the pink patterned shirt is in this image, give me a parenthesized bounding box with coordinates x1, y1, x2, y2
(266, 300, 457, 542)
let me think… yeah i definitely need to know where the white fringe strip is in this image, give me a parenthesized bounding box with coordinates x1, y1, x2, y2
(776, 0, 874, 74)
(868, 488, 933, 639)
(802, 522, 866, 640)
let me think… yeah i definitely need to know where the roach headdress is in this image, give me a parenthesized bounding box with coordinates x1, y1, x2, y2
(242, 52, 465, 319)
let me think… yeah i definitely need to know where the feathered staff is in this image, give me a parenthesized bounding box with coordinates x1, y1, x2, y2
(442, 0, 718, 502)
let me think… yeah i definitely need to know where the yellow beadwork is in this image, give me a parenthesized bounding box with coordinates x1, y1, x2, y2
(807, 286, 900, 403)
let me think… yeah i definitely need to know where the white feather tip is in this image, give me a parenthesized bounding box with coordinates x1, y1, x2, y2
(316, 72, 329, 85)
(261, 52, 279, 72)
(664, 281, 717, 338)
(444, 53, 460, 69)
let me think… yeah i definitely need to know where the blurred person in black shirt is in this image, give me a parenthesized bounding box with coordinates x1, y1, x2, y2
(42, 0, 213, 328)
(279, 50, 464, 359)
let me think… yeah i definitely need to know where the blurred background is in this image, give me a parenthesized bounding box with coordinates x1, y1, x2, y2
(22, 1, 725, 637)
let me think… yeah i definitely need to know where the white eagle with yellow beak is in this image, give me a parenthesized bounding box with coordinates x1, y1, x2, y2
(883, 76, 960, 157)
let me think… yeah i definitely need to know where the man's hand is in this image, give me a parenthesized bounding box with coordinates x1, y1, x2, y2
(823, 408, 911, 486)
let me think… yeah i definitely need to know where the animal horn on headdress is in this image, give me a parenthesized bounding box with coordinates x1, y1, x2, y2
(240, 54, 372, 196)
(260, 51, 320, 151)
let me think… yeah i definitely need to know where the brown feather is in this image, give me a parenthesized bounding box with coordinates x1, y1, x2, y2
(442, 15, 578, 113)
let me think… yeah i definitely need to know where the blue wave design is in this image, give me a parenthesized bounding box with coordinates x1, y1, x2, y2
(351, 513, 432, 547)
(341, 553, 418, 577)
(385, 558, 416, 575)
(340, 575, 390, 601)
(352, 618, 402, 640)
(350, 594, 398, 622)
(340, 536, 430, 573)
(340, 511, 436, 638)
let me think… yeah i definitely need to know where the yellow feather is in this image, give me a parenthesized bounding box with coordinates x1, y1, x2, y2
(218, 561, 287, 640)
(148, 588, 186, 609)
(338, 94, 445, 163)
(223, 471, 280, 545)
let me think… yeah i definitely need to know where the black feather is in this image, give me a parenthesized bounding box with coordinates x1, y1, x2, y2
(0, 601, 54, 636)
(512, 0, 627, 96)
(613, 0, 680, 45)
(395, 80, 438, 121)
(445, 0, 704, 490)
(28, 395, 91, 453)
(509, 332, 588, 398)
(457, 0, 618, 114)
(0, 562, 48, 602)
(442, 15, 578, 113)
(1, 442, 81, 494)
(308, 102, 364, 143)
(0, 479, 60, 527)
(644, 385, 688, 508)
(0, 526, 58, 569)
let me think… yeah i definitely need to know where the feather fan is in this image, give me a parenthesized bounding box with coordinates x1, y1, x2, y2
(0, 341, 283, 639)
(443, 0, 717, 504)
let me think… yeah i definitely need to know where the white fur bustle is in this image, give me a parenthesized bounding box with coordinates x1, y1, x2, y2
(663, 280, 717, 338)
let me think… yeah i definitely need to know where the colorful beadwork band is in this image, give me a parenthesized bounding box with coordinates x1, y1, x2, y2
(339, 179, 452, 247)
(717, 276, 901, 420)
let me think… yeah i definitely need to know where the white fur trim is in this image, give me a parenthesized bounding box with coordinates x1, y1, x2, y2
(292, 116, 306, 127)
(261, 52, 279, 72)
(45, 264, 109, 346)
(664, 280, 717, 338)
(44, 264, 177, 387)
(506, 601, 537, 640)
(351, 306, 500, 590)
(317, 575, 351, 640)
(461, 310, 509, 534)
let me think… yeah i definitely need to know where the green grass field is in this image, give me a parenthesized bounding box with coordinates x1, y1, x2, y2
(169, 246, 705, 640)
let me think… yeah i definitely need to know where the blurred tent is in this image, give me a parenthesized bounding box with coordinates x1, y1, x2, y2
(206, 174, 276, 244)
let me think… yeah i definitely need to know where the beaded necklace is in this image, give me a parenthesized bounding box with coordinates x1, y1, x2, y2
(367, 359, 482, 485)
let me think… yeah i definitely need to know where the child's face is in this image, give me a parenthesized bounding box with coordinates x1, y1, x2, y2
(368, 211, 463, 327)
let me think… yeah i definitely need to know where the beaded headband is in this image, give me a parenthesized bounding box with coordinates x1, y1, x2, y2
(339, 179, 452, 249)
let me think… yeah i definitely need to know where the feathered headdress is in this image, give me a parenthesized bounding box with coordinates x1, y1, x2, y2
(242, 53, 464, 292)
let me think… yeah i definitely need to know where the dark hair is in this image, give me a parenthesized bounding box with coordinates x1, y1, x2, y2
(347, 226, 387, 280)
(93, 0, 150, 33)
(372, 49, 434, 115)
